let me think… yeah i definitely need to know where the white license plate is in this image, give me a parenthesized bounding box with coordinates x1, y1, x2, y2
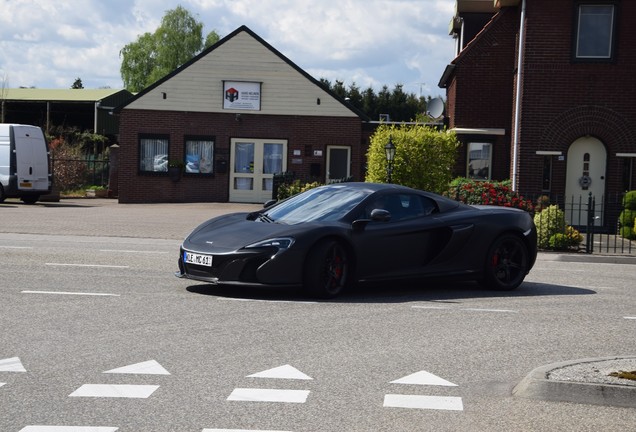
(184, 251, 213, 267)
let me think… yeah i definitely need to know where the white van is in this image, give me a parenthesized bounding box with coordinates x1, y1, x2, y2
(0, 124, 51, 204)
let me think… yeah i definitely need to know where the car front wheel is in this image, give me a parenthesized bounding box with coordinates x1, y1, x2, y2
(481, 234, 529, 291)
(304, 239, 350, 298)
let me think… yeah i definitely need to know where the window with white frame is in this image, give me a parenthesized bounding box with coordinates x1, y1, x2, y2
(185, 137, 215, 174)
(139, 135, 169, 173)
(575, 4, 616, 60)
(467, 142, 492, 180)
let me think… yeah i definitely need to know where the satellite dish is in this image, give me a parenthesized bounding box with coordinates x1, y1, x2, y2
(427, 97, 444, 119)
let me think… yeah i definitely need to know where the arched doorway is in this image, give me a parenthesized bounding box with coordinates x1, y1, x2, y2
(565, 136, 607, 226)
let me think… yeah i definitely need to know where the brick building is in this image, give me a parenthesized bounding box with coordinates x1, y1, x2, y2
(116, 25, 368, 204)
(440, 0, 635, 224)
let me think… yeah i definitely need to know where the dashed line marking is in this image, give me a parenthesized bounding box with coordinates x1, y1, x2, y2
(100, 249, 168, 254)
(625, 317, 636, 320)
(0, 357, 27, 372)
(69, 384, 159, 398)
(384, 394, 464, 411)
(218, 298, 318, 304)
(19, 427, 118, 432)
(412, 305, 517, 313)
(22, 291, 120, 297)
(45, 263, 129, 269)
(227, 388, 310, 403)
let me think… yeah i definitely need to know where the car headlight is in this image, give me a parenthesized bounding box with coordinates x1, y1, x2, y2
(245, 237, 295, 250)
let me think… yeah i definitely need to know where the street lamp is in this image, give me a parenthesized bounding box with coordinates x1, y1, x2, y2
(384, 136, 396, 183)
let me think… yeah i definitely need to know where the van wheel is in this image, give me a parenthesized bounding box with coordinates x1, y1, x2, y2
(21, 195, 39, 204)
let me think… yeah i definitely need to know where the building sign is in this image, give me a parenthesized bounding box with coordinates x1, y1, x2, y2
(223, 81, 261, 110)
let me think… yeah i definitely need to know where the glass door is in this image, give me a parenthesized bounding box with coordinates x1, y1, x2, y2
(230, 139, 287, 203)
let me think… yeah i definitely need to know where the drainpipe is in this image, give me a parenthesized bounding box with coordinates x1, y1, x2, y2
(512, 0, 526, 192)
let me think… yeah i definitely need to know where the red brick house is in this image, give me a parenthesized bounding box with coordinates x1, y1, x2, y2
(440, 0, 635, 225)
(116, 26, 368, 203)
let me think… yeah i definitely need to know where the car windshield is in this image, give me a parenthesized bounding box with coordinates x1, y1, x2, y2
(263, 185, 371, 224)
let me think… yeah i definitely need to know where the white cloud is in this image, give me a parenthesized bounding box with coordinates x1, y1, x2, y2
(0, 0, 457, 93)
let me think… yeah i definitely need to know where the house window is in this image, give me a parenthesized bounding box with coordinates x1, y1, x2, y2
(467, 142, 492, 180)
(622, 157, 633, 192)
(185, 137, 215, 174)
(542, 156, 553, 192)
(575, 4, 616, 60)
(139, 135, 169, 173)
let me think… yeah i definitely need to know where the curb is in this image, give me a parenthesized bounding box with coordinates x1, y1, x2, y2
(537, 252, 636, 265)
(513, 356, 636, 408)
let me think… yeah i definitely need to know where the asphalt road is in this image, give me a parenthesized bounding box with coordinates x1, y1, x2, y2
(1, 198, 635, 431)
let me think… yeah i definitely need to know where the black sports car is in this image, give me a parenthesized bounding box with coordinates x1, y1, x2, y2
(177, 182, 537, 298)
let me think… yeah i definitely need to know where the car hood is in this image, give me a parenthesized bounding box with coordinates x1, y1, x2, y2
(183, 212, 303, 253)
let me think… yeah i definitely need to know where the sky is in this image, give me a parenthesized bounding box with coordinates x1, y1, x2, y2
(0, 0, 457, 98)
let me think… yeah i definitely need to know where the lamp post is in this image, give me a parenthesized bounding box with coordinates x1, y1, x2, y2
(384, 136, 396, 183)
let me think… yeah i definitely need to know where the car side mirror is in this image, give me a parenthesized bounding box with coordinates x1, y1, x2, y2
(263, 199, 277, 209)
(370, 208, 391, 222)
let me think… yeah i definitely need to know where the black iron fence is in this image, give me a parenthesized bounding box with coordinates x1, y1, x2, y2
(532, 192, 634, 255)
(51, 157, 110, 191)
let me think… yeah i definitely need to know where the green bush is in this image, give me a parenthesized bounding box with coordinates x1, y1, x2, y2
(276, 180, 322, 200)
(444, 178, 533, 212)
(618, 191, 636, 239)
(619, 225, 635, 240)
(534, 205, 567, 249)
(623, 190, 636, 210)
(365, 124, 458, 194)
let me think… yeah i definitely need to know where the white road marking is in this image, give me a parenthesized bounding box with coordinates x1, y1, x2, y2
(247, 365, 312, 380)
(625, 317, 636, 320)
(412, 305, 517, 313)
(22, 291, 120, 297)
(0, 357, 27, 372)
(384, 394, 464, 411)
(217, 298, 318, 304)
(20, 427, 118, 432)
(227, 388, 310, 403)
(0, 382, 5, 387)
(104, 360, 170, 375)
(100, 249, 168, 254)
(45, 263, 129, 268)
(202, 429, 290, 432)
(69, 384, 159, 398)
(391, 371, 457, 387)
(0, 245, 33, 249)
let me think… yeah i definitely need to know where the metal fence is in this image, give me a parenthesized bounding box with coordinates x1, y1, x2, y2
(51, 157, 110, 191)
(532, 192, 634, 255)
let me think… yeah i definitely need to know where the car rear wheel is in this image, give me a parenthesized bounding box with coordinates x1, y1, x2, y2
(481, 234, 529, 291)
(304, 239, 350, 298)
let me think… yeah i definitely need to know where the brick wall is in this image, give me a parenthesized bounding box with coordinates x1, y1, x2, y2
(118, 110, 362, 203)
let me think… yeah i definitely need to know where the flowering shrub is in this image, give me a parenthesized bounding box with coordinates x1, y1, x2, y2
(444, 178, 534, 212)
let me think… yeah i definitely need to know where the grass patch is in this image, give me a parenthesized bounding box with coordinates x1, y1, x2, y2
(608, 370, 636, 381)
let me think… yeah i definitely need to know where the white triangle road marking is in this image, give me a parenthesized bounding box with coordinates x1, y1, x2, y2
(227, 388, 310, 403)
(103, 360, 170, 375)
(0, 382, 5, 388)
(384, 394, 464, 411)
(247, 364, 312, 380)
(390, 370, 457, 387)
(0, 357, 27, 372)
(69, 384, 159, 398)
(19, 427, 118, 432)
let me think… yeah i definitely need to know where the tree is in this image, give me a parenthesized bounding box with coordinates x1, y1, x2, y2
(120, 6, 220, 92)
(365, 124, 459, 194)
(71, 78, 84, 89)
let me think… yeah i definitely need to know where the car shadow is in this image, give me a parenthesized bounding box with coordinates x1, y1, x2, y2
(185, 280, 595, 304)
